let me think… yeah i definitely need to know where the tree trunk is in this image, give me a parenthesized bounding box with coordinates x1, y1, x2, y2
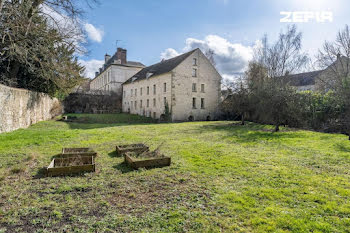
(0, 0, 4, 15)
(9, 61, 20, 84)
(241, 113, 245, 125)
(274, 124, 280, 132)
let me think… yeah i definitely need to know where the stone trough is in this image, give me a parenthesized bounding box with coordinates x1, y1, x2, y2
(124, 151, 171, 169)
(59, 148, 98, 158)
(47, 156, 95, 176)
(116, 143, 149, 156)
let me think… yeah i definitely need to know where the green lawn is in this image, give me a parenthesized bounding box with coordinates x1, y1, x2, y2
(1, 114, 350, 232)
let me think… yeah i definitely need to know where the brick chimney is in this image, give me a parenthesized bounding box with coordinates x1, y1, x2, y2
(116, 48, 127, 65)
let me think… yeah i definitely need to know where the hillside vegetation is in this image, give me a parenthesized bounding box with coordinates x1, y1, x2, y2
(1, 114, 350, 232)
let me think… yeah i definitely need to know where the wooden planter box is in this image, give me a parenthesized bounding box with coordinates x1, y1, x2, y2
(116, 144, 149, 156)
(60, 148, 98, 158)
(124, 152, 171, 169)
(47, 156, 95, 176)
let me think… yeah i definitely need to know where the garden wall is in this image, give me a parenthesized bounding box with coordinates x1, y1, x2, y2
(0, 84, 62, 133)
(63, 92, 122, 114)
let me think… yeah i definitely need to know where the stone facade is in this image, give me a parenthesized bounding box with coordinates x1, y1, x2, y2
(122, 73, 172, 119)
(122, 49, 222, 121)
(0, 84, 62, 133)
(90, 48, 145, 94)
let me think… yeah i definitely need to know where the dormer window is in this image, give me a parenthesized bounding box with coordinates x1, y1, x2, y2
(146, 72, 153, 79)
(132, 77, 137, 82)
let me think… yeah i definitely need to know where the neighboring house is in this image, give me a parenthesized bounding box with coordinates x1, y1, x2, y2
(122, 48, 222, 121)
(286, 55, 350, 92)
(315, 55, 350, 92)
(285, 70, 323, 91)
(90, 48, 145, 93)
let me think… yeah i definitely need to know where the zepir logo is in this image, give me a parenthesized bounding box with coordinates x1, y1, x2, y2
(280, 11, 333, 23)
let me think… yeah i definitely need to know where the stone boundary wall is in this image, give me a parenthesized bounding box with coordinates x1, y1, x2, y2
(0, 84, 62, 133)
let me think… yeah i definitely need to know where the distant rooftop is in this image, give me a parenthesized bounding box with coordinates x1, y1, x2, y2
(104, 52, 145, 68)
(94, 48, 145, 79)
(285, 70, 323, 87)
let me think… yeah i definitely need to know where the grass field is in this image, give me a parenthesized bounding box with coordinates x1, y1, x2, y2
(1, 114, 350, 232)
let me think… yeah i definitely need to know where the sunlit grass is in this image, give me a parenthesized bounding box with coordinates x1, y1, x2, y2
(0, 115, 350, 232)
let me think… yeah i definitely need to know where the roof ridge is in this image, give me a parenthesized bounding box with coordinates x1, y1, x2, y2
(123, 48, 199, 84)
(144, 48, 198, 70)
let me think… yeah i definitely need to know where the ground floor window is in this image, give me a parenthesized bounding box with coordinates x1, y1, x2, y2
(201, 98, 205, 109)
(153, 112, 156, 118)
(192, 98, 196, 109)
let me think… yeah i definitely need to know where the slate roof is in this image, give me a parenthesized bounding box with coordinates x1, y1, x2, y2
(104, 54, 145, 68)
(125, 61, 145, 67)
(284, 70, 323, 86)
(123, 49, 198, 84)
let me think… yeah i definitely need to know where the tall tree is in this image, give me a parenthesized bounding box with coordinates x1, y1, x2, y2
(248, 25, 308, 131)
(0, 0, 97, 96)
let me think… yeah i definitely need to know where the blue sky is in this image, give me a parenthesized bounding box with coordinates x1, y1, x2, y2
(79, 0, 350, 79)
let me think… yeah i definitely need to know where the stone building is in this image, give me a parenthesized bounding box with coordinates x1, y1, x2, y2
(284, 70, 322, 91)
(286, 55, 349, 92)
(122, 48, 222, 121)
(90, 48, 145, 93)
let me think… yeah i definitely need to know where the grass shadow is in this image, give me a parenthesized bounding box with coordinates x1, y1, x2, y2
(33, 167, 47, 179)
(198, 122, 300, 143)
(61, 113, 159, 130)
(113, 162, 133, 173)
(108, 150, 120, 158)
(334, 143, 350, 153)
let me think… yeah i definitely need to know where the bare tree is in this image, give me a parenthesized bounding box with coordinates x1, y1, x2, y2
(317, 25, 350, 139)
(317, 24, 350, 92)
(248, 25, 308, 132)
(205, 49, 216, 67)
(255, 25, 309, 78)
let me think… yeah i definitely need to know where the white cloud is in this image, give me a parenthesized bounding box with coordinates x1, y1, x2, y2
(161, 35, 258, 80)
(79, 59, 104, 79)
(160, 48, 180, 60)
(84, 23, 104, 43)
(40, 5, 85, 47)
